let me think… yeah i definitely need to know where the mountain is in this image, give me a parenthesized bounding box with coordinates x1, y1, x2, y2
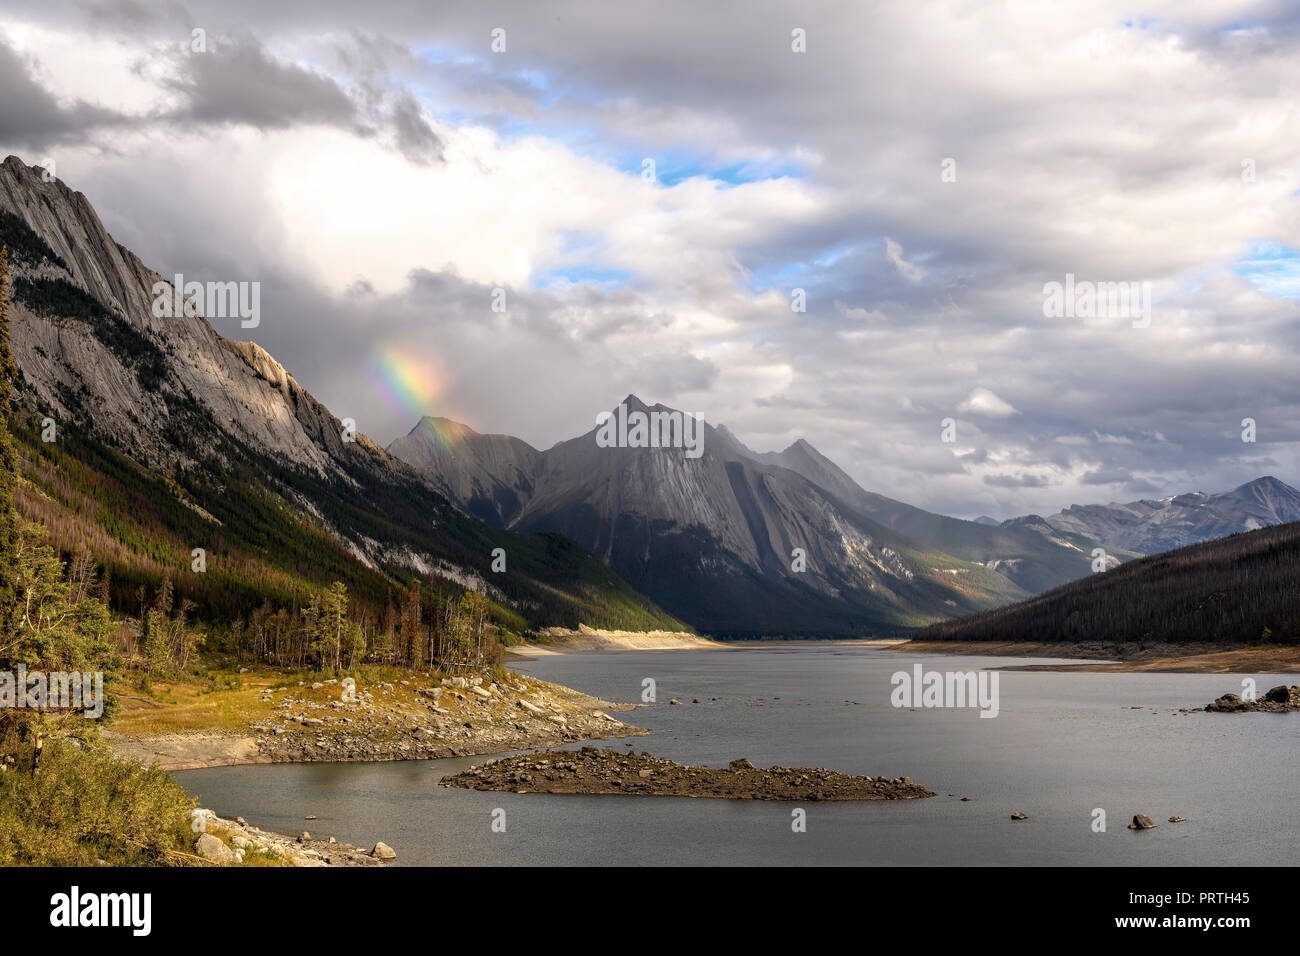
(717, 428, 1124, 593)
(917, 521, 1300, 646)
(391, 398, 1129, 637)
(0, 155, 680, 634)
(393, 397, 1060, 636)
(1031, 477, 1300, 555)
(387, 417, 539, 526)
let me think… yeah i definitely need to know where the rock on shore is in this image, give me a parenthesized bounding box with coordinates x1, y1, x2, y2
(192, 810, 389, 866)
(440, 747, 935, 801)
(1203, 684, 1299, 712)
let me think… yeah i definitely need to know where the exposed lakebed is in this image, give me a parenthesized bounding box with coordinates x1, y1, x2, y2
(177, 645, 1299, 866)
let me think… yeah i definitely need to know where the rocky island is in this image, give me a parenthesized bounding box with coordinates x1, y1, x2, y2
(1203, 684, 1300, 712)
(441, 746, 935, 801)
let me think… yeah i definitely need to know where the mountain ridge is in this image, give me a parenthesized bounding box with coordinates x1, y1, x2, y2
(0, 154, 682, 634)
(1027, 476, 1300, 555)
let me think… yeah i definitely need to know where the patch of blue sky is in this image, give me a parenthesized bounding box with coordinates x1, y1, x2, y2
(533, 265, 633, 291)
(813, 242, 860, 269)
(1235, 241, 1300, 298)
(644, 151, 805, 188)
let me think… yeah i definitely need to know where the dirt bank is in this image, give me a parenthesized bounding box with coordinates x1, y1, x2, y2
(441, 746, 935, 801)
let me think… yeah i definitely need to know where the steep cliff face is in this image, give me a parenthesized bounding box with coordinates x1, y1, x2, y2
(0, 155, 679, 633)
(0, 155, 389, 481)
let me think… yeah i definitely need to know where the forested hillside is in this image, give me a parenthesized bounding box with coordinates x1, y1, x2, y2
(917, 522, 1300, 646)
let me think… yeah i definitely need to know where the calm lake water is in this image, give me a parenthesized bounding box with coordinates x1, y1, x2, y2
(177, 645, 1298, 866)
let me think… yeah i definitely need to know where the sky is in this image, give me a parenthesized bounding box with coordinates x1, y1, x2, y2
(1, 0, 1299, 519)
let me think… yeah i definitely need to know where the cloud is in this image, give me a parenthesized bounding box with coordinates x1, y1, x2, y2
(4, 1, 1300, 519)
(165, 36, 359, 130)
(0, 37, 124, 149)
(389, 91, 444, 164)
(958, 388, 1019, 418)
(884, 238, 922, 282)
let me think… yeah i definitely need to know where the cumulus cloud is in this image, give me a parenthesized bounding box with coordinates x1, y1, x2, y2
(958, 388, 1019, 418)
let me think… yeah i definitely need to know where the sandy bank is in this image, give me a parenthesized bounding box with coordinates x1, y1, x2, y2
(511, 625, 723, 657)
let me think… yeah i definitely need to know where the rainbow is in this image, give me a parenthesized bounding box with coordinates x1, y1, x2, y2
(365, 346, 442, 421)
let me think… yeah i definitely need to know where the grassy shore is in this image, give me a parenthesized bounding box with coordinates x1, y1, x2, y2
(104, 659, 647, 771)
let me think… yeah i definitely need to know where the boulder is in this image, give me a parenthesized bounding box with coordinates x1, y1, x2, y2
(1265, 684, 1291, 704)
(729, 758, 756, 772)
(195, 833, 236, 864)
(371, 841, 397, 860)
(1206, 693, 1245, 712)
(1010, 811, 1027, 820)
(1128, 814, 1158, 830)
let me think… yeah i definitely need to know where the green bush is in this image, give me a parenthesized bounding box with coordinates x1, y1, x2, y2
(0, 740, 198, 866)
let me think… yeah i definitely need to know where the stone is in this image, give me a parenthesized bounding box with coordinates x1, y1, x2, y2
(1206, 693, 1245, 712)
(298, 831, 312, 842)
(1010, 811, 1027, 820)
(1265, 684, 1290, 704)
(1168, 816, 1186, 823)
(371, 841, 397, 860)
(728, 758, 755, 772)
(195, 833, 236, 863)
(1128, 814, 1158, 830)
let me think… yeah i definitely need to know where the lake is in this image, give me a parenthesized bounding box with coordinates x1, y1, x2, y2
(176, 645, 1298, 866)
